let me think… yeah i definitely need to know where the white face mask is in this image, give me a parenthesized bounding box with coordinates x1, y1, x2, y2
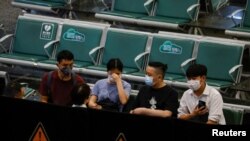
(108, 74, 121, 84)
(108, 75, 115, 83)
(187, 80, 201, 91)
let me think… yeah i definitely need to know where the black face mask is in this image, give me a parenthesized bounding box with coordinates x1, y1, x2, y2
(60, 67, 72, 76)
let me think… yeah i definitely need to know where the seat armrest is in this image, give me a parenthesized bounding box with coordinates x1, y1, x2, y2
(134, 51, 150, 72)
(89, 46, 104, 65)
(181, 57, 196, 68)
(187, 4, 200, 21)
(0, 34, 14, 53)
(181, 57, 196, 76)
(217, 0, 229, 10)
(229, 64, 243, 83)
(100, 0, 109, 10)
(144, 0, 154, 15)
(228, 9, 245, 18)
(44, 39, 59, 58)
(0, 34, 13, 43)
(228, 8, 245, 26)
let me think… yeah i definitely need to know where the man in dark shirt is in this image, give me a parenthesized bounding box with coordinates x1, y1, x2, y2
(39, 50, 84, 106)
(130, 62, 179, 118)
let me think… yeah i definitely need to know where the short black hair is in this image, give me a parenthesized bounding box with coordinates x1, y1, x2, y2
(71, 83, 90, 105)
(148, 62, 168, 78)
(186, 64, 207, 78)
(57, 50, 74, 63)
(107, 58, 123, 72)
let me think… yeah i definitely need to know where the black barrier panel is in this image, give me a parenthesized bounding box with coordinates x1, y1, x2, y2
(0, 96, 90, 141)
(88, 108, 174, 140)
(172, 118, 248, 140)
(0, 96, 249, 141)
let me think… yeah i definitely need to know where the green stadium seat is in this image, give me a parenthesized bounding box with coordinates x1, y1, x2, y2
(225, 1, 250, 38)
(0, 15, 60, 67)
(11, 0, 68, 14)
(137, 0, 200, 30)
(37, 19, 110, 72)
(85, 28, 150, 76)
(95, 0, 154, 24)
(130, 33, 197, 81)
(223, 106, 244, 125)
(196, 41, 244, 88)
(96, 0, 200, 31)
(175, 38, 245, 89)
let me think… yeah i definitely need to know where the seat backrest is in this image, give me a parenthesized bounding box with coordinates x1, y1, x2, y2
(113, 0, 148, 14)
(242, 0, 250, 27)
(155, 0, 199, 20)
(56, 22, 107, 65)
(196, 40, 244, 82)
(100, 28, 149, 71)
(150, 34, 196, 76)
(12, 16, 59, 57)
(223, 106, 244, 125)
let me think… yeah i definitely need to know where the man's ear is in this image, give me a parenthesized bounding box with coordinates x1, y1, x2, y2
(158, 74, 163, 80)
(201, 75, 206, 82)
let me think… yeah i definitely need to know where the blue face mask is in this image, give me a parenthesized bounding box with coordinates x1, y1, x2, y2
(145, 75, 153, 86)
(60, 67, 72, 76)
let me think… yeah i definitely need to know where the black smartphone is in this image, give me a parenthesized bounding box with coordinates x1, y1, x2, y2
(198, 100, 206, 109)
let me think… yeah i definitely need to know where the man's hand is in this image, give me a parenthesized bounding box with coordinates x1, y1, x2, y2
(130, 107, 148, 114)
(111, 73, 121, 83)
(192, 106, 208, 116)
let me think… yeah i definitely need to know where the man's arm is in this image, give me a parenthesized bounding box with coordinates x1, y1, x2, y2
(179, 106, 208, 120)
(112, 73, 130, 105)
(206, 90, 224, 124)
(207, 119, 218, 124)
(131, 107, 172, 118)
(88, 95, 102, 109)
(40, 95, 48, 103)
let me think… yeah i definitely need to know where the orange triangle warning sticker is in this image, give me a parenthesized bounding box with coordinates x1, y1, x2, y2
(115, 133, 127, 141)
(29, 122, 50, 141)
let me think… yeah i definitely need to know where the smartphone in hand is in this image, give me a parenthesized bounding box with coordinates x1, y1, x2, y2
(198, 100, 206, 110)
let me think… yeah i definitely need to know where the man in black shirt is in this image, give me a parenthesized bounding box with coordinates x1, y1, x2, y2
(130, 62, 179, 118)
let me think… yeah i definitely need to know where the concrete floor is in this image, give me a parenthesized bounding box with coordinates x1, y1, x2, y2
(0, 0, 22, 35)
